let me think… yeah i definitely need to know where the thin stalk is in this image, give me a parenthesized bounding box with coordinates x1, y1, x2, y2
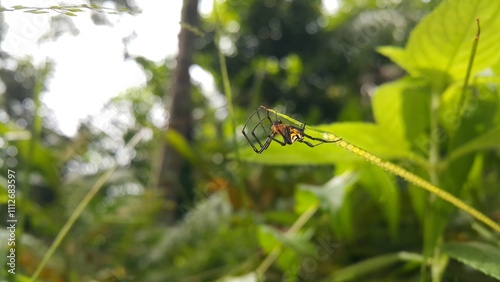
(255, 204, 318, 278)
(424, 87, 442, 282)
(18, 66, 45, 268)
(455, 18, 480, 121)
(213, 3, 239, 160)
(30, 131, 143, 281)
(213, 1, 248, 210)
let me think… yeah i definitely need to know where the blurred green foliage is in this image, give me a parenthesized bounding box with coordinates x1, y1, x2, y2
(1, 0, 500, 281)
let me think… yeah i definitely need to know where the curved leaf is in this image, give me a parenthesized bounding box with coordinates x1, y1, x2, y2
(298, 171, 358, 215)
(403, 0, 500, 83)
(444, 241, 500, 279)
(377, 46, 412, 73)
(448, 127, 500, 161)
(321, 252, 423, 282)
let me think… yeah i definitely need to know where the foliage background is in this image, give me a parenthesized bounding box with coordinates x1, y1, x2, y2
(1, 0, 500, 281)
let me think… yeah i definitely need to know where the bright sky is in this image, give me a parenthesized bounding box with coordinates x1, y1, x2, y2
(2, 0, 336, 136)
(2, 0, 213, 136)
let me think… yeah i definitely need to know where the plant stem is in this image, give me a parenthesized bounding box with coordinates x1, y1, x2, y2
(255, 204, 318, 278)
(455, 18, 480, 122)
(30, 131, 143, 281)
(213, 2, 250, 212)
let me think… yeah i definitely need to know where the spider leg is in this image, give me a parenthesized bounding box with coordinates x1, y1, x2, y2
(260, 133, 276, 152)
(242, 108, 271, 153)
(301, 132, 342, 147)
(242, 132, 261, 153)
(251, 124, 266, 148)
(244, 129, 275, 154)
(298, 122, 341, 143)
(299, 139, 321, 147)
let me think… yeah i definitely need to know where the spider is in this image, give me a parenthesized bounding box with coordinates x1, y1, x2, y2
(242, 106, 341, 154)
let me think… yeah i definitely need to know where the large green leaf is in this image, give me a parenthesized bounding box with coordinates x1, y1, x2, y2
(381, 0, 500, 84)
(443, 241, 500, 279)
(372, 77, 430, 148)
(377, 46, 412, 73)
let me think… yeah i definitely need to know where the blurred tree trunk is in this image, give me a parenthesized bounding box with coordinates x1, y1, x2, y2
(158, 0, 199, 223)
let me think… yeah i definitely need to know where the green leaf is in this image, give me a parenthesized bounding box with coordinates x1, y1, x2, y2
(258, 225, 315, 256)
(408, 182, 427, 224)
(322, 252, 423, 282)
(17, 140, 60, 188)
(294, 189, 319, 215)
(64, 11, 77, 16)
(299, 171, 358, 240)
(358, 166, 400, 240)
(448, 127, 500, 162)
(440, 80, 463, 133)
(372, 77, 430, 148)
(377, 46, 412, 73)
(257, 225, 302, 271)
(257, 225, 278, 254)
(492, 58, 500, 76)
(27, 10, 50, 14)
(297, 171, 358, 216)
(441, 79, 498, 136)
(443, 241, 500, 279)
(451, 85, 498, 150)
(280, 231, 316, 257)
(403, 0, 500, 84)
(165, 129, 197, 164)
